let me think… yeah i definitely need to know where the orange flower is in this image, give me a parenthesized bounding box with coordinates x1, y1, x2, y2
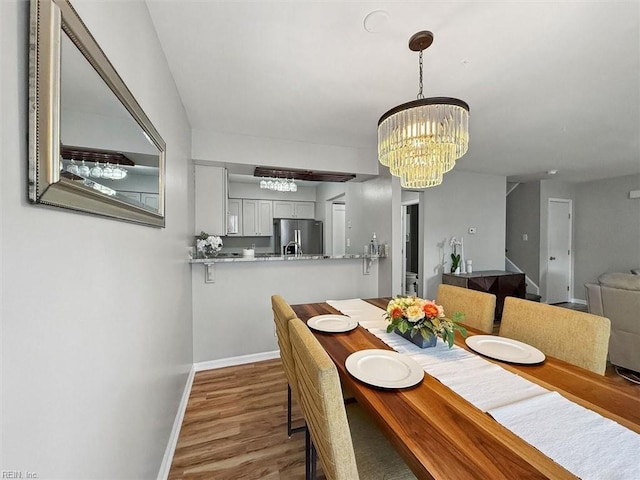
(390, 306, 404, 319)
(422, 302, 439, 319)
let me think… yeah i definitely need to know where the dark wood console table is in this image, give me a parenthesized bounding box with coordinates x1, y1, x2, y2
(442, 270, 526, 319)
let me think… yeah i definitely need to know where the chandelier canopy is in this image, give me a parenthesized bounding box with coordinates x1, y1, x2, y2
(378, 31, 469, 189)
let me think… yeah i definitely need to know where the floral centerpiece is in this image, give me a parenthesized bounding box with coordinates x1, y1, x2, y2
(385, 296, 466, 348)
(195, 231, 223, 258)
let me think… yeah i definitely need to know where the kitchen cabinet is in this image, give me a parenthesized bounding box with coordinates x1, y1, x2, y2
(195, 165, 228, 235)
(227, 198, 242, 235)
(242, 200, 273, 236)
(273, 200, 315, 219)
(141, 193, 159, 210)
(119, 192, 159, 210)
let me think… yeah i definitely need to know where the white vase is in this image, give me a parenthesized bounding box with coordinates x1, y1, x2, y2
(455, 266, 461, 275)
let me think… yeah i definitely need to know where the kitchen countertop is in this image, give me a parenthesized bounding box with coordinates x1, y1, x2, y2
(190, 253, 384, 263)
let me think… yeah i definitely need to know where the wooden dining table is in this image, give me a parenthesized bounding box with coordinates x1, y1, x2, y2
(292, 298, 640, 480)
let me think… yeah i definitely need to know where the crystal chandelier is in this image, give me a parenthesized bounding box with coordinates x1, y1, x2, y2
(378, 31, 469, 188)
(259, 177, 298, 193)
(65, 159, 128, 180)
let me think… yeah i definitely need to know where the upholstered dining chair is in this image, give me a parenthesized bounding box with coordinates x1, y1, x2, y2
(499, 297, 611, 375)
(289, 317, 416, 480)
(436, 284, 497, 334)
(271, 294, 305, 436)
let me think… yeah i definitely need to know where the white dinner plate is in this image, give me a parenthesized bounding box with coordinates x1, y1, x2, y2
(307, 314, 358, 333)
(465, 335, 546, 365)
(345, 349, 424, 389)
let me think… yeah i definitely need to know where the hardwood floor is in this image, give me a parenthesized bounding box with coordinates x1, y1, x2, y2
(169, 350, 635, 479)
(168, 359, 311, 480)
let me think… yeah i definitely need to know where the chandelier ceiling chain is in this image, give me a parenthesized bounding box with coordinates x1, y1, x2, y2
(417, 50, 424, 100)
(377, 30, 469, 189)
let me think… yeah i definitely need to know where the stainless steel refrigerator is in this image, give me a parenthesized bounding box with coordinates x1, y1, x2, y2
(274, 219, 323, 255)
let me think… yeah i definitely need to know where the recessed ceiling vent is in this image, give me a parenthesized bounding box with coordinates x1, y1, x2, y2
(253, 167, 356, 183)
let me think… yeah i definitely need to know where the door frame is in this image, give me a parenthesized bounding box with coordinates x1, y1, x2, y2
(401, 199, 420, 295)
(545, 197, 573, 303)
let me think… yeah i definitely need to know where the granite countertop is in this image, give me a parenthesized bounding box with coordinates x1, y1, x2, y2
(190, 253, 384, 263)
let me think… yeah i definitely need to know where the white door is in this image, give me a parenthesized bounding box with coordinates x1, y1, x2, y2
(547, 199, 572, 303)
(331, 203, 346, 256)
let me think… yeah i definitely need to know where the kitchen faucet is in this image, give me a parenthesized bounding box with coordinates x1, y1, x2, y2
(284, 240, 303, 256)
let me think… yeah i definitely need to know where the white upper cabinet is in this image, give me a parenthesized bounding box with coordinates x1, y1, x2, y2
(195, 165, 228, 235)
(273, 200, 315, 219)
(242, 200, 273, 236)
(141, 193, 159, 210)
(227, 198, 242, 236)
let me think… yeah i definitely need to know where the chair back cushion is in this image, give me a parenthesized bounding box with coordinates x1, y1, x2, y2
(499, 297, 610, 374)
(271, 295, 299, 396)
(289, 318, 359, 480)
(437, 284, 496, 334)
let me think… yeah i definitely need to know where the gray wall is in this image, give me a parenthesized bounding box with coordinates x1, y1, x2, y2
(420, 171, 507, 299)
(2, 1, 193, 478)
(506, 182, 541, 284)
(574, 174, 640, 298)
(359, 169, 396, 296)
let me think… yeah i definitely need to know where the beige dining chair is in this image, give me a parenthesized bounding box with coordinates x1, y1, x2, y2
(436, 284, 496, 334)
(288, 317, 416, 480)
(271, 294, 305, 436)
(499, 297, 611, 375)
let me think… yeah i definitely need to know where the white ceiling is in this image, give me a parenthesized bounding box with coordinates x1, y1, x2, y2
(146, 1, 640, 184)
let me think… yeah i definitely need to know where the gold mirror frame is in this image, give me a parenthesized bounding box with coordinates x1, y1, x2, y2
(28, 0, 166, 227)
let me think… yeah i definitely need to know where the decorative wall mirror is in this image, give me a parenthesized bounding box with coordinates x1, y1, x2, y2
(29, 0, 166, 227)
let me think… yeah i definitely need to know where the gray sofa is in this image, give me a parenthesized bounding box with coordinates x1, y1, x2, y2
(585, 273, 640, 374)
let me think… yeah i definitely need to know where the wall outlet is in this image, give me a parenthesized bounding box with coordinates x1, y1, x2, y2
(468, 227, 477, 234)
(522, 234, 528, 241)
(346, 238, 351, 247)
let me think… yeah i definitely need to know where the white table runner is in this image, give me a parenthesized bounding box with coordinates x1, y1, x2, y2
(327, 298, 640, 480)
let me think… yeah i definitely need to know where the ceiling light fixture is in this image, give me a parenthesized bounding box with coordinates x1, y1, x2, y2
(259, 177, 297, 193)
(378, 31, 470, 188)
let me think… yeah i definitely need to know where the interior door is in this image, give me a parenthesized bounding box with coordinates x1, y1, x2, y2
(331, 203, 346, 256)
(401, 205, 408, 294)
(547, 199, 572, 303)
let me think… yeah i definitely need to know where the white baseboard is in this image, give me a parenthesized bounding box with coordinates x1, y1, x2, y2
(194, 350, 280, 372)
(571, 298, 587, 305)
(157, 364, 196, 480)
(157, 350, 280, 479)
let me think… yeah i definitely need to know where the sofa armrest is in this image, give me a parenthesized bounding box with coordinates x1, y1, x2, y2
(585, 283, 604, 316)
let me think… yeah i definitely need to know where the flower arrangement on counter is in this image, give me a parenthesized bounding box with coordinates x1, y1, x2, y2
(385, 295, 466, 348)
(196, 231, 223, 258)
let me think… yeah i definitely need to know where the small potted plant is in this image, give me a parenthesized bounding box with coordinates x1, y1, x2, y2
(385, 295, 466, 348)
(450, 237, 462, 273)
